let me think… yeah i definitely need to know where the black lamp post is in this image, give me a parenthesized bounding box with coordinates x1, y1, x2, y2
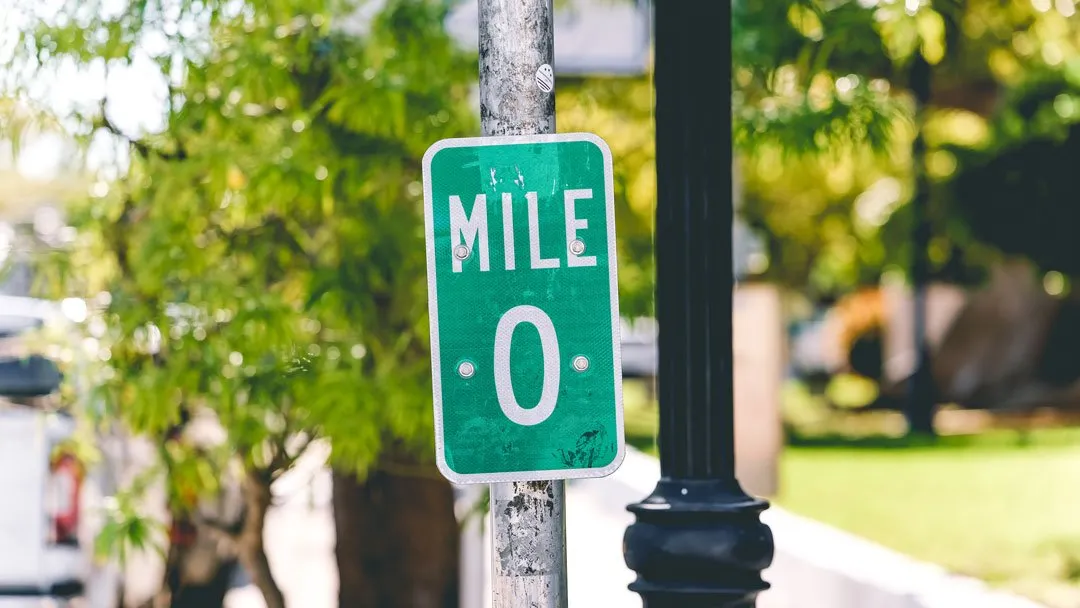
(622, 2, 774, 607)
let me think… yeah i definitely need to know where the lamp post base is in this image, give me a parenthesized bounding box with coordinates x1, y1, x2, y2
(624, 479, 774, 608)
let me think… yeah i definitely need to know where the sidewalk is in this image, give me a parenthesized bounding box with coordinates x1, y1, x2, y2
(220, 446, 1047, 608)
(222, 445, 642, 608)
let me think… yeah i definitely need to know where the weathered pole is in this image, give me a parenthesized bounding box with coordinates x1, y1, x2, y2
(622, 1, 774, 606)
(478, 0, 568, 606)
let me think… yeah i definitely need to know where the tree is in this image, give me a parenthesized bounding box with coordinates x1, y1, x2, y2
(731, 0, 920, 295)
(732, 1, 1080, 435)
(947, 26, 1080, 278)
(732, 0, 1080, 295)
(4, 0, 475, 606)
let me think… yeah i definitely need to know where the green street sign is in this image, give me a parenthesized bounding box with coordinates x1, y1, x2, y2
(422, 133, 625, 484)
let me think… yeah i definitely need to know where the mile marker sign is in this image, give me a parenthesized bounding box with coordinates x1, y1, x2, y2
(422, 133, 625, 484)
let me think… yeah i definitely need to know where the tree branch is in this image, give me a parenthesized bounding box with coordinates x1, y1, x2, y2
(94, 98, 187, 161)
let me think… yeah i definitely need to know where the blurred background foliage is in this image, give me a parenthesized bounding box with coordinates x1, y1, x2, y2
(734, 0, 1080, 300)
(7, 0, 1080, 605)
(557, 76, 655, 317)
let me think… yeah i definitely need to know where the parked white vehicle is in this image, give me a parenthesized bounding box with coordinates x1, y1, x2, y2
(0, 405, 83, 598)
(0, 296, 121, 607)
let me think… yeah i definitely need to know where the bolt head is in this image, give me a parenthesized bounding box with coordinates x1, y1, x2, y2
(458, 360, 476, 379)
(453, 244, 470, 260)
(572, 355, 589, 372)
(569, 239, 586, 255)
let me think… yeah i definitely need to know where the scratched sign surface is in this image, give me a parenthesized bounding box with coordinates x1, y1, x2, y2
(422, 133, 624, 484)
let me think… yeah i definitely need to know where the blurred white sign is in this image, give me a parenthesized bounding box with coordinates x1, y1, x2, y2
(445, 0, 652, 76)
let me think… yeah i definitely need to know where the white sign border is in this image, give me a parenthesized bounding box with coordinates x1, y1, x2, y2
(422, 132, 625, 485)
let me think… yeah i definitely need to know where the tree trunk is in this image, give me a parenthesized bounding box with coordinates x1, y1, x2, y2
(161, 516, 234, 608)
(332, 448, 459, 608)
(236, 472, 286, 608)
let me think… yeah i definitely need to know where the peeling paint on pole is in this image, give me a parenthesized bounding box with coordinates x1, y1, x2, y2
(496, 482, 559, 574)
(491, 481, 567, 604)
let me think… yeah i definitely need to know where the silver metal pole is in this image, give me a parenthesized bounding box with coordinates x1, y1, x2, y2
(490, 481, 567, 607)
(479, 0, 556, 137)
(478, 1, 566, 606)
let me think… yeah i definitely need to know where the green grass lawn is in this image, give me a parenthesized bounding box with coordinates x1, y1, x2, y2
(781, 430, 1080, 608)
(621, 381, 1080, 607)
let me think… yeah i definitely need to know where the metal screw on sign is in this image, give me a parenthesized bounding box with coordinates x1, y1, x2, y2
(568, 239, 586, 256)
(453, 244, 471, 260)
(572, 355, 589, 372)
(458, 360, 476, 379)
